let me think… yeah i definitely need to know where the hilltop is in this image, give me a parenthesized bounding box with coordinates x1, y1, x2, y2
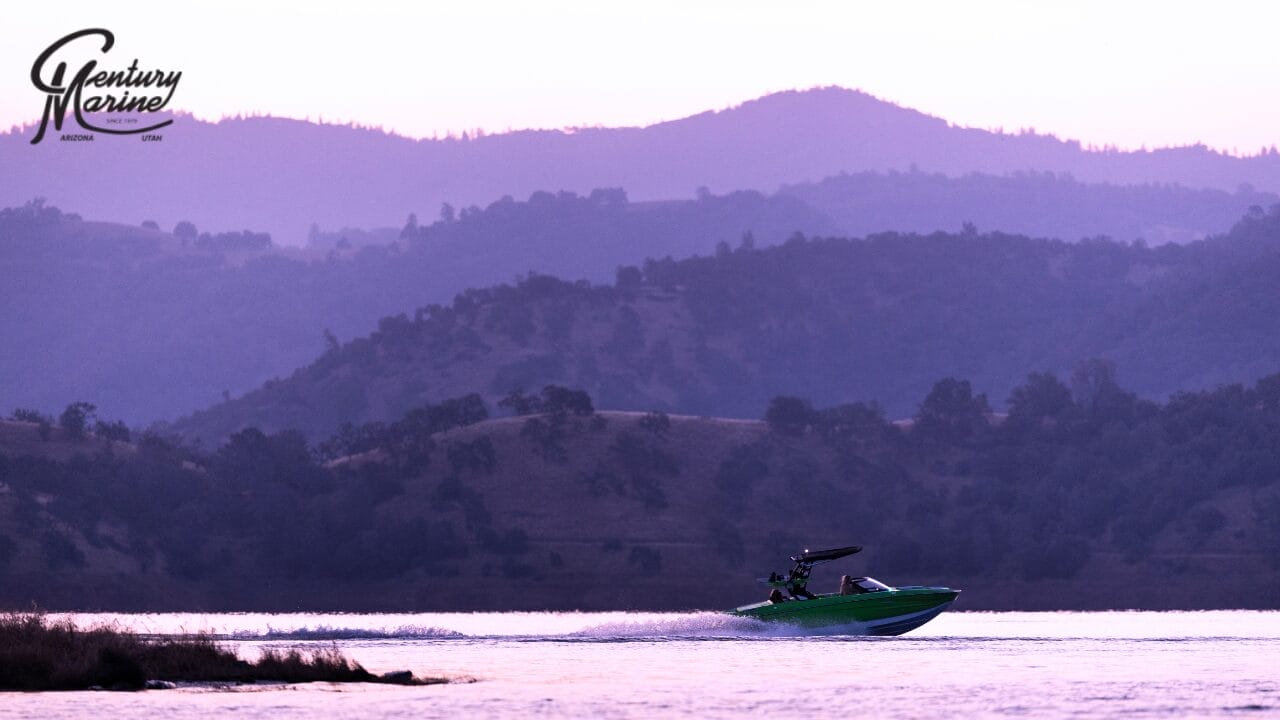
(6, 87, 1280, 244)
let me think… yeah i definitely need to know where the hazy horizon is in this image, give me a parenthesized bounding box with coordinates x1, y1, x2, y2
(6, 87, 1277, 160)
(5, 0, 1280, 154)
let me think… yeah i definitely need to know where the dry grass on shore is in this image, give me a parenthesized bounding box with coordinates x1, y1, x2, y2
(0, 613, 442, 691)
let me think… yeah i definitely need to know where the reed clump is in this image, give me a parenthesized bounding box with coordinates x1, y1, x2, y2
(0, 613, 441, 691)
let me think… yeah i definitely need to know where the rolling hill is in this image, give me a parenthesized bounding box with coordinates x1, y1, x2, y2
(8, 174, 1273, 427)
(0, 193, 829, 424)
(4, 373, 1279, 612)
(170, 206, 1280, 446)
(6, 87, 1280, 245)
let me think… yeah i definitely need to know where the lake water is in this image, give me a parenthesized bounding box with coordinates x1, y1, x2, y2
(1, 611, 1277, 718)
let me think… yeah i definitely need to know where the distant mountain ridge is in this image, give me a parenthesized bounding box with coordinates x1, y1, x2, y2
(5, 87, 1280, 244)
(782, 170, 1277, 245)
(11, 174, 1272, 427)
(0, 192, 829, 423)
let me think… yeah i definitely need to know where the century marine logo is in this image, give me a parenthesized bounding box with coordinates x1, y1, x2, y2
(29, 28, 182, 145)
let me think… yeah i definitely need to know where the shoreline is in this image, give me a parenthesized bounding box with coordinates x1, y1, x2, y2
(0, 613, 445, 692)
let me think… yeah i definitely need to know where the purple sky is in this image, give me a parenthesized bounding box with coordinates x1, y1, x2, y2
(3, 1, 1278, 153)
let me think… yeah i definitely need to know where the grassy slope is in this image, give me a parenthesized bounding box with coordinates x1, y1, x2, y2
(0, 420, 135, 463)
(322, 412, 1277, 612)
(0, 421, 209, 609)
(2, 413, 1275, 612)
(168, 222, 1280, 450)
(170, 286, 702, 444)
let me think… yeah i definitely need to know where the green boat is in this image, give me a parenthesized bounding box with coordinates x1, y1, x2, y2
(728, 545, 960, 636)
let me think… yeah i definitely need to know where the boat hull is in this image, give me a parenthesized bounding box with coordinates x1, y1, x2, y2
(729, 587, 959, 636)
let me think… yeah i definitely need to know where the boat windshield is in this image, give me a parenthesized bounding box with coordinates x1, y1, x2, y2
(855, 577, 894, 593)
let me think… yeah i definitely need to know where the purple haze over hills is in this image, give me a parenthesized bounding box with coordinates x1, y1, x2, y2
(3, 87, 1280, 244)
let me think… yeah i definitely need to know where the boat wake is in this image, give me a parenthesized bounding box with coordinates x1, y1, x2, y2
(565, 613, 876, 640)
(231, 625, 467, 641)
(219, 614, 880, 642)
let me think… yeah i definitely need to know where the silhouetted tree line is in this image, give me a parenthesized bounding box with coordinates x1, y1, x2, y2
(3, 370, 1280, 605)
(0, 197, 83, 232)
(11, 402, 131, 443)
(193, 229, 272, 252)
(779, 168, 1278, 245)
(499, 385, 601, 464)
(316, 392, 487, 465)
(752, 362, 1280, 579)
(0, 394, 500, 590)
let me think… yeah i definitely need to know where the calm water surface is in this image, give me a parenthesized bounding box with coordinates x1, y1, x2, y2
(2, 611, 1277, 719)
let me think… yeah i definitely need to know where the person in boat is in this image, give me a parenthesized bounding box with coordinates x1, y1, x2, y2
(839, 575, 856, 595)
(787, 567, 816, 600)
(768, 588, 786, 603)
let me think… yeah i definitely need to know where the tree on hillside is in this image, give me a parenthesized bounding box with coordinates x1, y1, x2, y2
(1256, 372, 1280, 411)
(447, 436, 497, 474)
(405, 393, 488, 434)
(94, 419, 130, 443)
(1006, 372, 1074, 431)
(814, 402, 886, 441)
(1071, 358, 1120, 410)
(58, 402, 97, 440)
(0, 197, 63, 227)
(315, 420, 393, 462)
(608, 431, 679, 510)
(400, 213, 418, 239)
(173, 220, 197, 246)
(765, 396, 816, 436)
(540, 386, 594, 417)
(1255, 485, 1280, 567)
(214, 427, 323, 491)
(11, 408, 52, 441)
(639, 411, 671, 438)
(11, 409, 48, 424)
(614, 265, 643, 292)
(507, 386, 596, 464)
(914, 378, 990, 444)
(498, 388, 540, 416)
(1071, 358, 1149, 426)
(588, 187, 628, 206)
(322, 328, 340, 354)
(195, 230, 272, 252)
(500, 386, 594, 418)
